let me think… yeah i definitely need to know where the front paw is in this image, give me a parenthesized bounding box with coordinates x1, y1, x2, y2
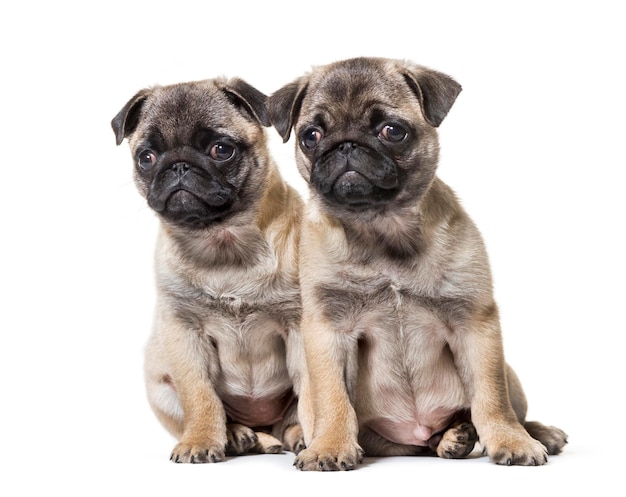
(170, 440, 226, 464)
(293, 443, 364, 471)
(484, 430, 549, 466)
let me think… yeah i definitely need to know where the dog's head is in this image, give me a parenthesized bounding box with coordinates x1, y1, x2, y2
(268, 57, 461, 218)
(112, 78, 271, 229)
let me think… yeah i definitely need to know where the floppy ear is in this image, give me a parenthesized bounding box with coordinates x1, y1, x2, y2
(267, 78, 309, 143)
(111, 89, 152, 145)
(221, 78, 271, 127)
(401, 64, 462, 127)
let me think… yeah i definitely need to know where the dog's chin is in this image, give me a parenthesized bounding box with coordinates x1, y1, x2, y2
(323, 171, 398, 211)
(153, 190, 234, 229)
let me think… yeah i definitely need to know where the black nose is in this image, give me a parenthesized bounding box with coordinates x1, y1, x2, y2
(338, 142, 357, 155)
(172, 162, 190, 177)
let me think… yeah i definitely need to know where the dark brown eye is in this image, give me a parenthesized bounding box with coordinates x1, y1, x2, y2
(209, 143, 235, 161)
(138, 150, 157, 172)
(379, 124, 407, 143)
(300, 128, 323, 149)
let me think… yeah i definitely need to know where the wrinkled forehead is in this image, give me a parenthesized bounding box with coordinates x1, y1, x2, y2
(148, 84, 227, 128)
(301, 59, 416, 121)
(135, 83, 254, 147)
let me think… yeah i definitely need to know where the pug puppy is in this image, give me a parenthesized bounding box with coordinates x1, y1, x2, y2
(268, 57, 567, 470)
(112, 78, 305, 463)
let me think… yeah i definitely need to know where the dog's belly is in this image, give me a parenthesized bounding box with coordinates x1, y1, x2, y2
(350, 298, 468, 447)
(367, 407, 457, 446)
(358, 374, 466, 446)
(222, 390, 295, 427)
(211, 311, 295, 425)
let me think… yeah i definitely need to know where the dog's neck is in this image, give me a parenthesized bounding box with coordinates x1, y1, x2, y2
(162, 221, 268, 269)
(334, 178, 462, 261)
(345, 212, 425, 261)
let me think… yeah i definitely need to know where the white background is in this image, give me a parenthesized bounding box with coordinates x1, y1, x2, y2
(1, 0, 623, 495)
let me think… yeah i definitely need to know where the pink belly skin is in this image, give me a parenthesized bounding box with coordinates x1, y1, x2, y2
(222, 390, 295, 427)
(162, 376, 294, 428)
(367, 408, 457, 446)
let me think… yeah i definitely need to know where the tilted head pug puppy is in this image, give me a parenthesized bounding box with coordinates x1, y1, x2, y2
(268, 57, 567, 470)
(112, 77, 305, 463)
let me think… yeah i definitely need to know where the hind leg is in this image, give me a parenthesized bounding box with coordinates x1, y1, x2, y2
(226, 424, 286, 455)
(524, 421, 568, 455)
(226, 424, 260, 455)
(358, 421, 478, 459)
(146, 373, 185, 439)
(436, 420, 479, 459)
(270, 399, 306, 454)
(252, 432, 284, 454)
(144, 330, 227, 464)
(282, 424, 306, 454)
(506, 364, 568, 455)
(358, 427, 431, 457)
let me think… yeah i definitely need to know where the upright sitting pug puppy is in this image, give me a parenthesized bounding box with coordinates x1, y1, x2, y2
(268, 57, 567, 470)
(112, 78, 305, 463)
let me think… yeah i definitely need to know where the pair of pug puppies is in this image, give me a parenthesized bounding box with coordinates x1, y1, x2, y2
(112, 57, 567, 470)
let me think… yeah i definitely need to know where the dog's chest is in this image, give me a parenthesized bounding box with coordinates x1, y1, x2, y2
(161, 246, 300, 326)
(196, 265, 299, 319)
(318, 259, 454, 331)
(319, 267, 461, 389)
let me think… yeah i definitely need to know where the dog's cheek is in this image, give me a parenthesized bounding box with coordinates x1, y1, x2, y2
(133, 171, 151, 199)
(414, 127, 440, 164)
(223, 163, 247, 189)
(296, 149, 313, 184)
(398, 133, 440, 180)
(225, 155, 266, 205)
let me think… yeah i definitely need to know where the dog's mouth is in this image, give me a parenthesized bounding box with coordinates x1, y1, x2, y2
(149, 186, 234, 229)
(167, 189, 233, 228)
(322, 170, 400, 210)
(318, 168, 399, 210)
(144, 158, 237, 228)
(330, 172, 399, 209)
(332, 171, 377, 205)
(312, 142, 399, 209)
